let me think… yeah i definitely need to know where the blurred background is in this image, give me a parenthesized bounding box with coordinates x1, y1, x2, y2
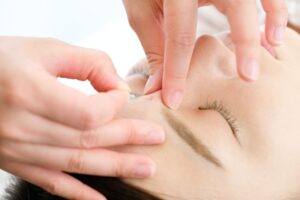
(0, 0, 300, 197)
(0, 0, 145, 77)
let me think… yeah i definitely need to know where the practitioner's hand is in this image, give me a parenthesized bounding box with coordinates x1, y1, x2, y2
(123, 0, 288, 110)
(0, 37, 165, 200)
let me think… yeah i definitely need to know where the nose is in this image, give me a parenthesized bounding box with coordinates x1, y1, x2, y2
(188, 34, 237, 81)
(182, 34, 237, 108)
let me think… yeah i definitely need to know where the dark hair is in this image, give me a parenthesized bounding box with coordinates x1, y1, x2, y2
(4, 174, 162, 200)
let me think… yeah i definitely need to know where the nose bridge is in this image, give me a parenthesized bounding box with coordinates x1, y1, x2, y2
(182, 35, 237, 108)
(188, 35, 236, 82)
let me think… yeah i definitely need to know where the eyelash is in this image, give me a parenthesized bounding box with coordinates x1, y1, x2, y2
(127, 65, 149, 78)
(128, 67, 240, 139)
(199, 101, 239, 138)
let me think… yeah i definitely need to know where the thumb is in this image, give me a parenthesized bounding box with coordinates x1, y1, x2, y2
(42, 40, 130, 92)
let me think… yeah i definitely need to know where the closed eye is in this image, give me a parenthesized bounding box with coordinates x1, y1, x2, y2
(127, 63, 149, 78)
(199, 101, 240, 145)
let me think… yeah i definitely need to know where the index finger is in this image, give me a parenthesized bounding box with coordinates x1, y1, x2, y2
(261, 0, 288, 45)
(163, 0, 198, 110)
(224, 0, 261, 81)
(41, 39, 129, 92)
(30, 73, 128, 130)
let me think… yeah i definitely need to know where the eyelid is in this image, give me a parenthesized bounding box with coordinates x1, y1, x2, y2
(127, 64, 149, 78)
(199, 101, 240, 143)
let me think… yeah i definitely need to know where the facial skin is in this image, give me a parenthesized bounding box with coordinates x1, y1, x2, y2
(118, 29, 300, 200)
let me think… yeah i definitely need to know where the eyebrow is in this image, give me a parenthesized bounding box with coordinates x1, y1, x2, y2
(162, 108, 223, 168)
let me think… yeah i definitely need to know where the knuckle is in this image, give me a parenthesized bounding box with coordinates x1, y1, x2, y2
(81, 108, 98, 129)
(167, 31, 195, 49)
(67, 150, 86, 173)
(0, 140, 16, 160)
(42, 179, 61, 195)
(111, 153, 124, 177)
(0, 121, 9, 139)
(0, 142, 6, 157)
(145, 51, 163, 74)
(79, 129, 97, 148)
(0, 121, 17, 141)
(90, 50, 113, 69)
(125, 120, 138, 144)
(1, 78, 27, 107)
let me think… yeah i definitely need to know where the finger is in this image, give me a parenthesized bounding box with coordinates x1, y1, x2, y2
(123, 0, 165, 94)
(223, 0, 261, 81)
(2, 162, 105, 200)
(3, 141, 156, 178)
(144, 69, 163, 95)
(7, 111, 164, 148)
(163, 0, 198, 110)
(43, 40, 129, 92)
(261, 0, 288, 45)
(0, 70, 129, 130)
(260, 32, 277, 58)
(30, 74, 128, 129)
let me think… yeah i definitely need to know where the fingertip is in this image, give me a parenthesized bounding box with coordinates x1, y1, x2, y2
(144, 128, 166, 144)
(164, 89, 184, 110)
(237, 56, 260, 82)
(117, 81, 131, 92)
(92, 74, 126, 92)
(144, 75, 155, 94)
(261, 32, 277, 58)
(95, 195, 107, 200)
(262, 0, 288, 46)
(132, 158, 156, 178)
(87, 191, 107, 200)
(144, 71, 162, 95)
(267, 26, 286, 46)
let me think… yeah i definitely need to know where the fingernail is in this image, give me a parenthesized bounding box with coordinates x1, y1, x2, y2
(144, 75, 155, 94)
(273, 26, 285, 45)
(117, 81, 131, 92)
(133, 163, 155, 178)
(145, 130, 165, 144)
(241, 58, 259, 81)
(167, 90, 183, 110)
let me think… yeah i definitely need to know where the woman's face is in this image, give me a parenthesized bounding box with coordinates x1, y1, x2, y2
(120, 29, 300, 200)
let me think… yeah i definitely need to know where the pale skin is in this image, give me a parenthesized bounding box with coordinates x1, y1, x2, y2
(0, 37, 166, 200)
(118, 29, 300, 199)
(123, 0, 288, 110)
